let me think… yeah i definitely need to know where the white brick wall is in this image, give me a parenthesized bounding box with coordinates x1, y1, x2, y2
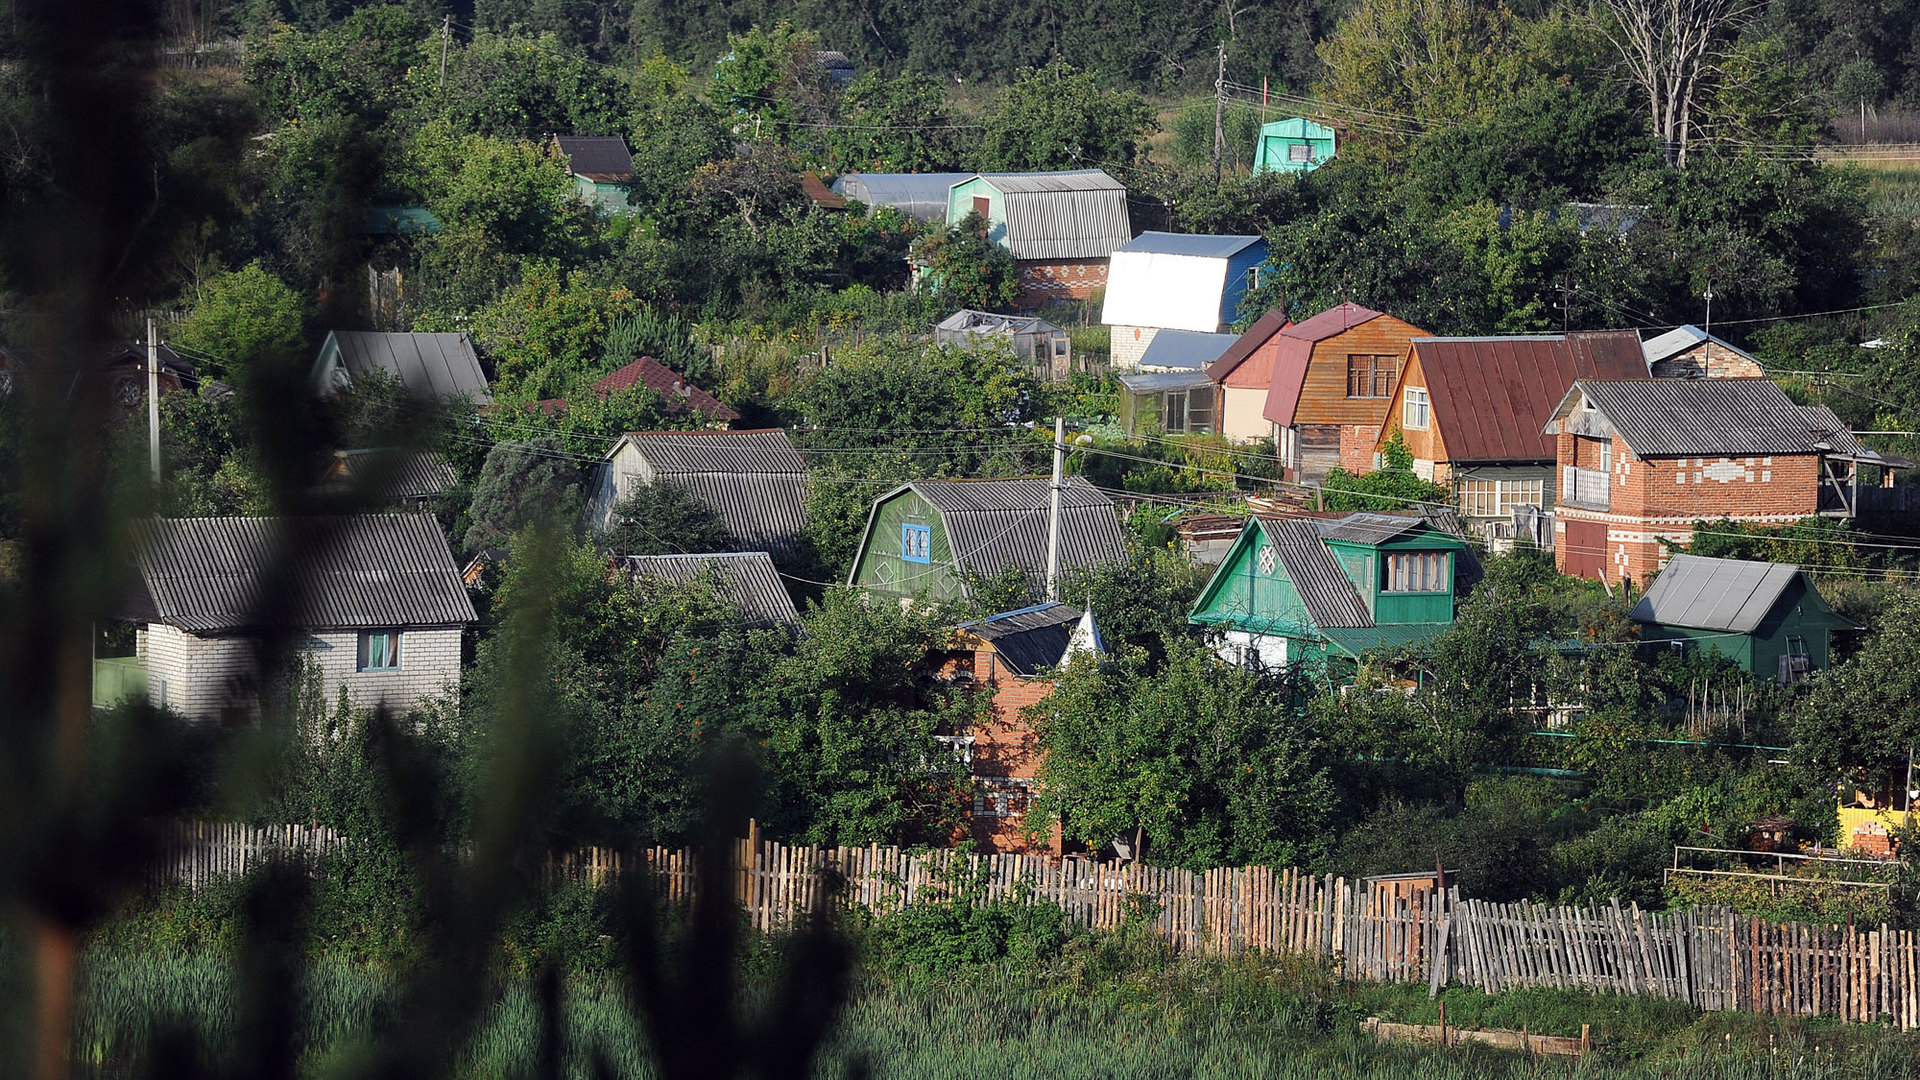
(146, 623, 463, 723)
(1109, 325, 1159, 370)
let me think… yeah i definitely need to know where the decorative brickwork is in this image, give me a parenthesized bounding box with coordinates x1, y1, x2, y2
(1015, 258, 1109, 306)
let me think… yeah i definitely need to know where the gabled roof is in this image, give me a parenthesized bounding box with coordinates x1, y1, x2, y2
(592, 357, 738, 421)
(1207, 308, 1292, 387)
(859, 476, 1128, 589)
(319, 332, 490, 404)
(128, 515, 475, 634)
(1263, 302, 1388, 425)
(607, 430, 809, 558)
(1641, 324, 1758, 367)
(1551, 378, 1885, 459)
(614, 551, 799, 629)
(801, 172, 848, 209)
(1255, 517, 1373, 628)
(1138, 329, 1241, 371)
(1113, 232, 1264, 259)
(1407, 331, 1644, 463)
(963, 170, 1132, 261)
(553, 136, 634, 182)
(957, 601, 1100, 677)
(1629, 554, 1805, 633)
(323, 449, 458, 501)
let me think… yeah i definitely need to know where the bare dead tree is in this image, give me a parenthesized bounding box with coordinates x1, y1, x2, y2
(1596, 0, 1750, 167)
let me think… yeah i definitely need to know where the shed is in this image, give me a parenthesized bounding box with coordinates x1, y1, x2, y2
(1640, 324, 1766, 379)
(1102, 232, 1268, 364)
(848, 476, 1128, 602)
(1253, 118, 1336, 174)
(614, 551, 800, 629)
(588, 429, 810, 560)
(1190, 512, 1466, 674)
(1630, 554, 1852, 684)
(831, 173, 974, 223)
(311, 331, 490, 404)
(945, 170, 1132, 262)
(553, 136, 637, 215)
(935, 309, 1072, 381)
(1118, 369, 1216, 437)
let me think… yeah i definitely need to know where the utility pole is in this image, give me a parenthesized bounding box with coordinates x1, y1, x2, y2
(1212, 43, 1227, 181)
(1046, 416, 1064, 602)
(146, 317, 160, 484)
(438, 15, 451, 91)
(1703, 277, 1714, 340)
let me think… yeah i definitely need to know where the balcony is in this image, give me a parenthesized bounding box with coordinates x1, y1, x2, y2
(1560, 466, 1610, 511)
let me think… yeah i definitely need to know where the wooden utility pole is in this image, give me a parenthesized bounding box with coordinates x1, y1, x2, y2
(146, 317, 160, 483)
(1046, 417, 1064, 601)
(438, 15, 451, 90)
(1213, 43, 1228, 180)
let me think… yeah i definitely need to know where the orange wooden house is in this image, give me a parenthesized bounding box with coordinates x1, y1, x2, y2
(1241, 302, 1429, 482)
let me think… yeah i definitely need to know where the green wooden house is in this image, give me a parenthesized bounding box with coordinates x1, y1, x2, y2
(1189, 513, 1467, 671)
(1253, 118, 1336, 174)
(554, 136, 637, 216)
(848, 477, 1129, 603)
(1630, 554, 1853, 684)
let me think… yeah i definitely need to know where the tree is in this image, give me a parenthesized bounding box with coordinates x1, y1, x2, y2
(1793, 590, 1920, 778)
(827, 70, 965, 173)
(1033, 640, 1333, 868)
(1596, 0, 1749, 167)
(408, 127, 594, 260)
(457, 262, 642, 396)
(975, 61, 1155, 172)
(170, 262, 306, 381)
(910, 212, 1018, 311)
(410, 31, 625, 141)
(242, 5, 430, 125)
(1320, 433, 1451, 511)
(708, 23, 835, 144)
(462, 437, 587, 554)
(603, 481, 735, 556)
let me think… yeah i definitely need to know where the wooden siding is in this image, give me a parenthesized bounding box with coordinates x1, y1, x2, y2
(851, 490, 964, 602)
(1294, 315, 1426, 426)
(1373, 350, 1449, 465)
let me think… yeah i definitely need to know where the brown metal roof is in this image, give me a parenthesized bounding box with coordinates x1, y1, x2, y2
(1411, 331, 1644, 463)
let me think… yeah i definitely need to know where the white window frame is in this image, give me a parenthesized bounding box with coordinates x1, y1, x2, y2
(1384, 551, 1449, 593)
(1403, 386, 1430, 430)
(1457, 478, 1546, 518)
(357, 629, 403, 672)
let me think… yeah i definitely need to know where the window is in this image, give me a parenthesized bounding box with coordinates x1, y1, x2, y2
(1288, 143, 1312, 162)
(973, 777, 1037, 819)
(1403, 386, 1430, 430)
(1385, 551, 1449, 593)
(1457, 478, 1546, 518)
(901, 523, 932, 563)
(357, 630, 402, 671)
(1160, 386, 1216, 435)
(1346, 354, 1398, 398)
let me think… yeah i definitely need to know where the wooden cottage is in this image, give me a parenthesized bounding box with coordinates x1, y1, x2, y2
(945, 170, 1132, 306)
(1189, 513, 1467, 673)
(1629, 554, 1850, 684)
(553, 136, 637, 216)
(1102, 232, 1268, 368)
(1257, 303, 1430, 480)
(847, 477, 1128, 603)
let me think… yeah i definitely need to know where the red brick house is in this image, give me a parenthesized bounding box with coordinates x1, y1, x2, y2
(1543, 378, 1906, 583)
(934, 602, 1105, 854)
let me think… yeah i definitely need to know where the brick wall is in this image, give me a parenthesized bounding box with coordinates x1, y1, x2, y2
(968, 646, 1062, 854)
(145, 623, 464, 723)
(1016, 259, 1109, 306)
(1339, 425, 1382, 472)
(1110, 324, 1158, 370)
(1552, 429, 1823, 582)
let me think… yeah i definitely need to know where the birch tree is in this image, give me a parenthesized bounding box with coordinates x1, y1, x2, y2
(1596, 0, 1749, 167)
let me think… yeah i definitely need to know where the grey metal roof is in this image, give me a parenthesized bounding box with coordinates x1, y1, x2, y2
(326, 332, 490, 404)
(1570, 378, 1862, 458)
(1138, 330, 1241, 371)
(1118, 370, 1215, 392)
(971, 170, 1132, 261)
(1639, 324, 1762, 366)
(959, 601, 1084, 677)
(613, 430, 810, 559)
(1317, 513, 1426, 545)
(614, 552, 799, 628)
(553, 136, 634, 181)
(831, 173, 973, 223)
(1254, 518, 1372, 628)
(130, 515, 476, 634)
(1114, 232, 1264, 258)
(1629, 554, 1802, 633)
(907, 476, 1128, 584)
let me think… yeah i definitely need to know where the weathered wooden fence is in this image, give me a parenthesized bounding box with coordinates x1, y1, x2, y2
(149, 824, 1920, 1029)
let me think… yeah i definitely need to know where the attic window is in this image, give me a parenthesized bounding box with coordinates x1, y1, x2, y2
(901, 523, 932, 564)
(1402, 386, 1430, 430)
(1385, 552, 1448, 593)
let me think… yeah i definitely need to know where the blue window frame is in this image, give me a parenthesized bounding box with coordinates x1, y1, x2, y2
(901, 523, 932, 564)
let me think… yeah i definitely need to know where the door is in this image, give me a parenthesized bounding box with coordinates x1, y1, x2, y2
(1562, 519, 1607, 581)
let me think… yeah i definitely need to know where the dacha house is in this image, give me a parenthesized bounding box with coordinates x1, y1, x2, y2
(1102, 232, 1267, 369)
(944, 170, 1131, 307)
(1254, 303, 1431, 479)
(587, 429, 809, 562)
(1629, 554, 1851, 685)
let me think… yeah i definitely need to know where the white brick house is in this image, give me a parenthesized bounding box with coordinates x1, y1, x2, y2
(127, 514, 475, 723)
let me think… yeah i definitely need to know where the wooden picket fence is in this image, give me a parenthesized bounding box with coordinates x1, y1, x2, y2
(149, 823, 1920, 1029)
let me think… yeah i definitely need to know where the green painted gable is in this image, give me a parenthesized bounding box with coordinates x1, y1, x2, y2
(849, 489, 965, 602)
(1190, 522, 1321, 641)
(1639, 574, 1851, 682)
(946, 176, 1008, 250)
(1253, 118, 1336, 174)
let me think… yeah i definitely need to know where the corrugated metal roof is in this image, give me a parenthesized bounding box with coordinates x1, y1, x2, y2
(1138, 330, 1240, 371)
(1629, 554, 1802, 633)
(832, 173, 973, 222)
(1263, 302, 1390, 425)
(1255, 517, 1372, 629)
(130, 514, 475, 633)
(1570, 378, 1851, 458)
(1119, 370, 1215, 392)
(1317, 513, 1425, 545)
(612, 430, 810, 559)
(1413, 331, 1643, 463)
(328, 332, 490, 404)
(1207, 308, 1291, 386)
(325, 449, 458, 500)
(905, 476, 1128, 584)
(973, 170, 1132, 261)
(614, 552, 799, 628)
(959, 601, 1084, 677)
(554, 136, 634, 181)
(1114, 232, 1264, 258)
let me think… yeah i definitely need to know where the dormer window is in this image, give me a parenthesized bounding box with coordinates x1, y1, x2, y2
(1385, 551, 1448, 593)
